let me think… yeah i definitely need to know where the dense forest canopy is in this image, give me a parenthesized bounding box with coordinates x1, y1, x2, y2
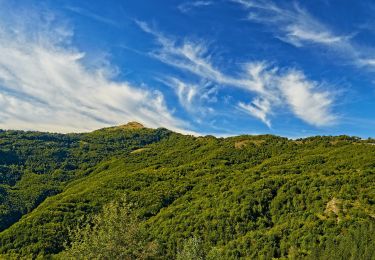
(0, 123, 374, 259)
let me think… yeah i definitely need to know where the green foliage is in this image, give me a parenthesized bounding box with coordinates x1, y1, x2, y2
(177, 237, 205, 260)
(60, 196, 158, 260)
(0, 126, 374, 259)
(309, 222, 375, 260)
(0, 127, 171, 231)
(176, 237, 223, 260)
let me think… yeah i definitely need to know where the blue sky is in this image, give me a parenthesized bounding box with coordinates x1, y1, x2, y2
(0, 0, 374, 137)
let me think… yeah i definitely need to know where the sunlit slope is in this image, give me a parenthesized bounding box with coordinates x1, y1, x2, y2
(0, 132, 374, 258)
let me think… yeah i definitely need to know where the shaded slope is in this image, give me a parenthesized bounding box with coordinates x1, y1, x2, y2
(0, 126, 172, 232)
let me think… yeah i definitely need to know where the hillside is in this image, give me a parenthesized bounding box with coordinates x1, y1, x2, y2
(0, 125, 374, 259)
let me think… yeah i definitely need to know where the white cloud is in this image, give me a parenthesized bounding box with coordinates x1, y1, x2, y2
(238, 67, 336, 127)
(358, 58, 375, 67)
(138, 22, 337, 127)
(160, 77, 218, 117)
(278, 71, 336, 126)
(163, 77, 198, 112)
(136, 21, 230, 84)
(0, 6, 194, 134)
(232, 0, 347, 47)
(232, 0, 375, 70)
(178, 1, 213, 13)
(238, 98, 272, 127)
(65, 6, 119, 27)
(137, 21, 269, 92)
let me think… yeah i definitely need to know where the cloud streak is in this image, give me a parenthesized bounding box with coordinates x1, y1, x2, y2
(178, 1, 213, 13)
(0, 5, 193, 134)
(65, 6, 119, 27)
(160, 77, 217, 118)
(278, 71, 336, 126)
(138, 21, 337, 127)
(232, 0, 375, 70)
(232, 0, 348, 47)
(238, 98, 272, 127)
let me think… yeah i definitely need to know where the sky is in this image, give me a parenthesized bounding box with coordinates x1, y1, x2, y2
(0, 0, 374, 138)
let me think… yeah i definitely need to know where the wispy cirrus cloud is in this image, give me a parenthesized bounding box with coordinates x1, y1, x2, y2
(0, 4, 193, 134)
(65, 6, 119, 27)
(278, 71, 336, 126)
(237, 64, 336, 127)
(178, 1, 213, 13)
(136, 21, 235, 86)
(232, 0, 348, 47)
(232, 0, 375, 70)
(160, 77, 217, 117)
(137, 21, 337, 127)
(238, 98, 272, 127)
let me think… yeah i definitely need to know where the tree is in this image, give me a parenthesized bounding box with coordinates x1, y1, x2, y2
(176, 237, 205, 260)
(60, 197, 158, 260)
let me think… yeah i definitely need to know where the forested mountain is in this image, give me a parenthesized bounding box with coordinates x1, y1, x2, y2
(0, 123, 374, 259)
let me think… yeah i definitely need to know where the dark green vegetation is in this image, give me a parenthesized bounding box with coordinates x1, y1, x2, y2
(0, 123, 374, 259)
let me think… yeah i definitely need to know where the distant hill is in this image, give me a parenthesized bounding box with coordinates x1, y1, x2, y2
(0, 123, 374, 259)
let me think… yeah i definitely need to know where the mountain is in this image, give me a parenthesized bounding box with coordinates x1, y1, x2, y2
(0, 124, 374, 259)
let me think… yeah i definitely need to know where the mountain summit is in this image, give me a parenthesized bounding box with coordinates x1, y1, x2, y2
(108, 121, 145, 130)
(121, 121, 145, 129)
